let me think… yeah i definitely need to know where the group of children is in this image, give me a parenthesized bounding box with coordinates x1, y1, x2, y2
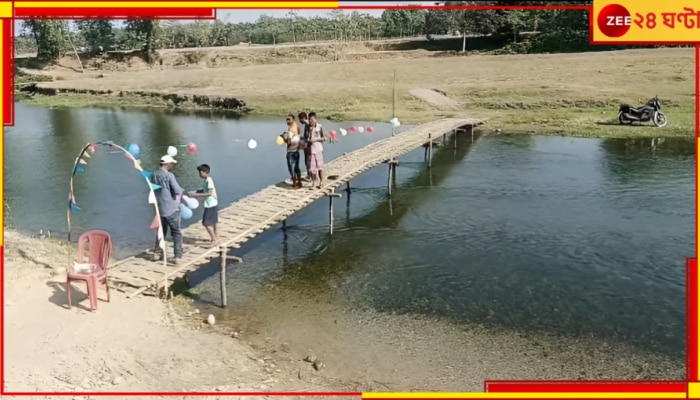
(283, 111, 326, 190)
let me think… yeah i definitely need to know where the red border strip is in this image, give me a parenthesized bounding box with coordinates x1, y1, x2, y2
(7, 392, 361, 396)
(3, 19, 13, 126)
(1, 1, 698, 397)
(485, 381, 687, 393)
(696, 45, 699, 138)
(338, 5, 589, 10)
(688, 259, 698, 381)
(14, 7, 216, 19)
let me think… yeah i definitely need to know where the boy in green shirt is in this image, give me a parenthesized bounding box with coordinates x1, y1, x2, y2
(188, 164, 219, 246)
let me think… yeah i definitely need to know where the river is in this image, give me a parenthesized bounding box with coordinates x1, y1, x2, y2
(5, 102, 693, 385)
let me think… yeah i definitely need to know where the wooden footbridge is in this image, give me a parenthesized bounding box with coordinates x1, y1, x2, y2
(107, 117, 483, 302)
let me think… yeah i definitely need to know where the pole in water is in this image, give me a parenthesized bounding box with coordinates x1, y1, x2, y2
(282, 219, 287, 231)
(346, 181, 351, 193)
(453, 129, 457, 150)
(428, 133, 433, 168)
(327, 191, 342, 235)
(388, 161, 393, 197)
(220, 246, 228, 307)
(329, 196, 334, 235)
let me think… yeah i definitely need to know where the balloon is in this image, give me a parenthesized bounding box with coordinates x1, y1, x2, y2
(248, 139, 258, 150)
(339, 128, 347, 136)
(179, 203, 193, 219)
(187, 142, 197, 154)
(367, 126, 374, 133)
(127, 143, 140, 157)
(276, 135, 285, 145)
(329, 130, 337, 140)
(390, 117, 401, 127)
(348, 126, 357, 133)
(182, 195, 199, 210)
(167, 146, 178, 157)
(357, 126, 365, 133)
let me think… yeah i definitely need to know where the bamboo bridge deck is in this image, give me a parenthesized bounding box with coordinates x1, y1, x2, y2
(107, 117, 483, 299)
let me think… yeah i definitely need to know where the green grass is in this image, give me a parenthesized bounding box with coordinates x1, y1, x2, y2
(18, 92, 695, 139)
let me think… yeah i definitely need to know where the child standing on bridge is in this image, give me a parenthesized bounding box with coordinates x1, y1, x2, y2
(308, 112, 326, 189)
(188, 164, 219, 246)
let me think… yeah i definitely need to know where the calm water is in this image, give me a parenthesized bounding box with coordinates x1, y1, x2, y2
(5, 102, 694, 359)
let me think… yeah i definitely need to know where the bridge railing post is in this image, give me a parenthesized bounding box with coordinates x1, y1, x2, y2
(326, 190, 342, 235)
(428, 133, 433, 168)
(220, 246, 227, 307)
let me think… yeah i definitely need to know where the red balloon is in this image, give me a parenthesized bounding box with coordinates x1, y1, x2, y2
(187, 142, 197, 154)
(329, 130, 337, 140)
(348, 126, 357, 133)
(366, 126, 374, 133)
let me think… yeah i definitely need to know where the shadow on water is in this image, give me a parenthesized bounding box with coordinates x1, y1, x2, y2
(269, 132, 481, 284)
(188, 133, 691, 359)
(185, 130, 481, 302)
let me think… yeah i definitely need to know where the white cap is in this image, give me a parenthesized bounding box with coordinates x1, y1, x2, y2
(160, 155, 177, 164)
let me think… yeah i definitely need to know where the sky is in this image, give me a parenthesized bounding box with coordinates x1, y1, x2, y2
(14, 1, 438, 32)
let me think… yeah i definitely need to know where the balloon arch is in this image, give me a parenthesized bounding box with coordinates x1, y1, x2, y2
(67, 141, 169, 266)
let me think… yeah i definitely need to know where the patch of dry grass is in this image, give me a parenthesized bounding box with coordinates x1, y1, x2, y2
(26, 47, 696, 138)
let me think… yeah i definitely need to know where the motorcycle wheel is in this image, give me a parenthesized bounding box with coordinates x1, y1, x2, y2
(618, 112, 632, 125)
(653, 111, 668, 127)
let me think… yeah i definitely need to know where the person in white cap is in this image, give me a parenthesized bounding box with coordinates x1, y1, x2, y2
(151, 154, 185, 264)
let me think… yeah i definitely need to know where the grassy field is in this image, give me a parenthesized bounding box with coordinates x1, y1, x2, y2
(19, 46, 696, 138)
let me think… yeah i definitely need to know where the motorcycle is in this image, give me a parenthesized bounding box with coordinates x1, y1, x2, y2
(618, 96, 667, 127)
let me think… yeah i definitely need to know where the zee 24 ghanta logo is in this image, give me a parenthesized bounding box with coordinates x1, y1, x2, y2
(597, 3, 663, 38)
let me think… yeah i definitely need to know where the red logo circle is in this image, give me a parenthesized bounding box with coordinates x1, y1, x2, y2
(597, 4, 631, 38)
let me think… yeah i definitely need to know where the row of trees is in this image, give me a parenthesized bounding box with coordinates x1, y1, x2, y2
(16, 1, 592, 62)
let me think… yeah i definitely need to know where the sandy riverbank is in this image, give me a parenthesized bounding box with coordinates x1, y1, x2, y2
(2, 229, 357, 398)
(3, 228, 685, 397)
(16, 44, 696, 138)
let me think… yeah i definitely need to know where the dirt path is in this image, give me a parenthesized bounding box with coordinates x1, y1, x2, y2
(2, 230, 351, 396)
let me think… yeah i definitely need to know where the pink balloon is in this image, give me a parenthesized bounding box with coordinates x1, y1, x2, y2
(187, 142, 197, 154)
(329, 130, 337, 140)
(366, 126, 374, 133)
(348, 126, 357, 133)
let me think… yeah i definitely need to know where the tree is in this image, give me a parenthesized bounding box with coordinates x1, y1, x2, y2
(74, 20, 114, 51)
(124, 19, 161, 61)
(444, 1, 507, 52)
(22, 20, 67, 61)
(258, 14, 282, 46)
(287, 10, 298, 45)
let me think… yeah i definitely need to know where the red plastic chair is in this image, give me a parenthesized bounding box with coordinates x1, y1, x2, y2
(67, 230, 112, 311)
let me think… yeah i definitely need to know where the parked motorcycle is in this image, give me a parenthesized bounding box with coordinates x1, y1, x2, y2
(618, 96, 667, 127)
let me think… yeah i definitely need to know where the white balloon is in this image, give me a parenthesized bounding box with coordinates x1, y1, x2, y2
(167, 145, 177, 157)
(340, 128, 347, 136)
(182, 195, 199, 210)
(390, 117, 401, 128)
(248, 139, 258, 149)
(357, 126, 365, 133)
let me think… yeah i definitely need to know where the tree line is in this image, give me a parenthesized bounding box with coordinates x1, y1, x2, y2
(16, 1, 600, 62)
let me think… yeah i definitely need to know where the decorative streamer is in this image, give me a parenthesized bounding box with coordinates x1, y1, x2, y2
(67, 141, 169, 277)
